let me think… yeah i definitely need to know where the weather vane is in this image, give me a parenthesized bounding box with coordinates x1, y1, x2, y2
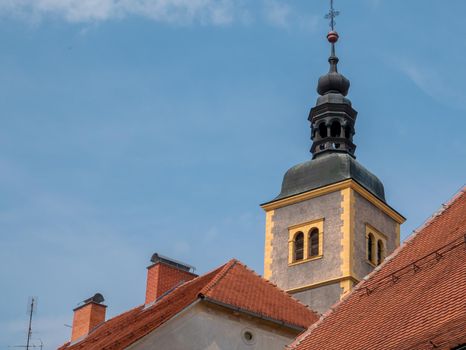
(324, 0, 340, 31)
(324, 0, 340, 56)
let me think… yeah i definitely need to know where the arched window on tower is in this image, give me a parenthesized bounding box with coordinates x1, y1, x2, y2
(330, 121, 341, 137)
(319, 123, 328, 138)
(367, 233, 375, 264)
(377, 240, 384, 265)
(294, 232, 304, 262)
(345, 125, 352, 139)
(309, 228, 319, 258)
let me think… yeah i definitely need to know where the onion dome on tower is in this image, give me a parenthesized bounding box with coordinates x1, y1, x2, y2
(310, 29, 356, 157)
(266, 6, 387, 203)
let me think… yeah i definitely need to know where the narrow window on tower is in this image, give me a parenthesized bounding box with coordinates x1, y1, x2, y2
(377, 240, 384, 265)
(309, 229, 319, 258)
(367, 233, 374, 264)
(330, 120, 341, 137)
(366, 224, 387, 267)
(294, 232, 304, 261)
(288, 219, 324, 265)
(319, 123, 327, 138)
(345, 125, 352, 139)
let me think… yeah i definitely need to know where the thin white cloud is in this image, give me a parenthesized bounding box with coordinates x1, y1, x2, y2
(263, 0, 319, 31)
(173, 239, 191, 254)
(0, 0, 319, 29)
(0, 0, 246, 25)
(396, 58, 466, 112)
(263, 0, 292, 28)
(400, 62, 439, 98)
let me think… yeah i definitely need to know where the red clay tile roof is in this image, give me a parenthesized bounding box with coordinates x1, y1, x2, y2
(289, 187, 466, 350)
(200, 259, 319, 328)
(58, 260, 318, 350)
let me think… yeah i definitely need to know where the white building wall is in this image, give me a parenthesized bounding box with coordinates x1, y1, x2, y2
(126, 301, 299, 350)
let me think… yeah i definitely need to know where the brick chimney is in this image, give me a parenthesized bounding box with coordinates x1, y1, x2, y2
(145, 253, 197, 304)
(71, 293, 106, 342)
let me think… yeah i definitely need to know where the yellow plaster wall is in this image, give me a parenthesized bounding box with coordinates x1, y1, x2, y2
(263, 210, 275, 279)
(395, 223, 401, 247)
(339, 187, 355, 297)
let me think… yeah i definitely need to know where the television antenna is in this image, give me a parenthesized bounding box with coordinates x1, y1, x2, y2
(8, 339, 43, 350)
(9, 298, 43, 350)
(26, 297, 36, 350)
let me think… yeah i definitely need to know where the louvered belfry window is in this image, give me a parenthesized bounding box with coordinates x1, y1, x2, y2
(294, 232, 304, 261)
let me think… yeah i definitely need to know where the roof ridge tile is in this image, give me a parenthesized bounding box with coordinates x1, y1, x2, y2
(200, 260, 318, 329)
(143, 264, 224, 310)
(411, 186, 465, 237)
(199, 258, 237, 297)
(235, 261, 320, 319)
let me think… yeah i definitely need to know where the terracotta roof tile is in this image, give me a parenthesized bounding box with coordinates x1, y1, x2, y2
(58, 259, 318, 350)
(289, 187, 466, 350)
(58, 265, 223, 350)
(202, 260, 318, 329)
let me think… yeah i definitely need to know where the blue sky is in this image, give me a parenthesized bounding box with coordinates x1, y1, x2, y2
(0, 0, 465, 348)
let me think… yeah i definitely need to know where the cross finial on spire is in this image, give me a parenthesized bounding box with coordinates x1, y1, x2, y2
(324, 0, 340, 31)
(324, 0, 340, 57)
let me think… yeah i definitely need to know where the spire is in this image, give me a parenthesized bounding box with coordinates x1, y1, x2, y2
(308, 0, 357, 159)
(325, 0, 339, 54)
(317, 0, 349, 97)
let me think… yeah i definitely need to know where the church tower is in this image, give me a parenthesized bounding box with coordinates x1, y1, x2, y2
(261, 2, 405, 315)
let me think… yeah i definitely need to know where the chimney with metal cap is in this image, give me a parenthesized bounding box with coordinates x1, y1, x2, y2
(70, 293, 106, 342)
(145, 253, 197, 304)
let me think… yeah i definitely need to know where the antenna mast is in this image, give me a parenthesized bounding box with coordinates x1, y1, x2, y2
(8, 298, 42, 350)
(26, 297, 36, 350)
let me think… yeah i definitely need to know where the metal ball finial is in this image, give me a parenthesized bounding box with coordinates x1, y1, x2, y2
(327, 31, 339, 44)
